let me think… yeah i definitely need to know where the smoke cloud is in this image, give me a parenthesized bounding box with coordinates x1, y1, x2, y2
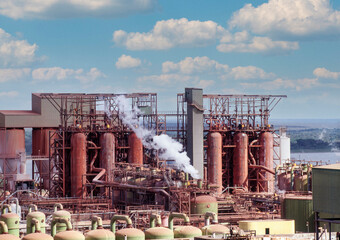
(108, 95, 200, 179)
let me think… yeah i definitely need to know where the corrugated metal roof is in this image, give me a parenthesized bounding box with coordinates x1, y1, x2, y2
(314, 163, 340, 170)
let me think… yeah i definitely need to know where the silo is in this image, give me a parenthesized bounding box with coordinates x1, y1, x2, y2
(32, 128, 57, 189)
(233, 132, 248, 190)
(207, 132, 223, 193)
(128, 132, 143, 166)
(71, 133, 87, 198)
(259, 131, 274, 192)
(100, 133, 115, 180)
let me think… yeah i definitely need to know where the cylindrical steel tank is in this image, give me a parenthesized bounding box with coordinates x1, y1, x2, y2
(26, 204, 46, 234)
(233, 132, 248, 190)
(0, 205, 19, 237)
(111, 215, 144, 240)
(128, 133, 143, 166)
(0, 221, 20, 240)
(52, 204, 71, 233)
(259, 132, 274, 192)
(32, 128, 58, 189)
(293, 174, 308, 192)
(99, 133, 115, 181)
(85, 216, 115, 240)
(70, 133, 87, 198)
(190, 195, 218, 215)
(173, 226, 202, 238)
(23, 212, 53, 240)
(52, 217, 84, 240)
(207, 132, 223, 193)
(278, 172, 291, 191)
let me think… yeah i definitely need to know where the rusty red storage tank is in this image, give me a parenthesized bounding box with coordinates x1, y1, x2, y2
(0, 128, 25, 173)
(259, 131, 274, 192)
(71, 132, 87, 198)
(100, 133, 115, 180)
(32, 128, 58, 189)
(128, 132, 143, 166)
(233, 132, 248, 190)
(207, 132, 223, 193)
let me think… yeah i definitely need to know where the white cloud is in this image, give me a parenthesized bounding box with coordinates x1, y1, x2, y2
(0, 68, 31, 82)
(138, 74, 192, 85)
(0, 0, 157, 19)
(32, 67, 105, 83)
(196, 80, 214, 89)
(228, 66, 275, 80)
(116, 54, 141, 69)
(162, 56, 229, 74)
(113, 18, 226, 50)
(229, 0, 340, 38)
(217, 31, 299, 54)
(0, 28, 39, 67)
(0, 91, 19, 97)
(313, 67, 340, 79)
(162, 56, 273, 80)
(241, 78, 318, 91)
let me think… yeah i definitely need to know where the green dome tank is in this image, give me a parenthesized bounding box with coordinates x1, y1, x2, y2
(23, 232, 54, 240)
(52, 204, 71, 233)
(201, 224, 230, 235)
(54, 231, 85, 240)
(190, 195, 218, 215)
(0, 221, 20, 240)
(26, 204, 46, 234)
(85, 216, 115, 240)
(173, 226, 202, 238)
(115, 228, 144, 240)
(0, 205, 20, 237)
(145, 227, 173, 240)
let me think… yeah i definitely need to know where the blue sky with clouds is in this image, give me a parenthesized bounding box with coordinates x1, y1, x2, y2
(0, 0, 339, 119)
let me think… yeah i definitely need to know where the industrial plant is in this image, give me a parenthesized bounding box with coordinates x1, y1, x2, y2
(0, 88, 339, 239)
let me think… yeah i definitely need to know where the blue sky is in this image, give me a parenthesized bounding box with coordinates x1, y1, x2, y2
(0, 0, 340, 119)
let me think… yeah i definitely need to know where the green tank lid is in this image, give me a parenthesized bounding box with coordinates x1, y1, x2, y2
(22, 232, 53, 240)
(115, 228, 144, 240)
(54, 230, 85, 240)
(27, 211, 45, 219)
(0, 213, 19, 220)
(53, 210, 71, 218)
(85, 229, 115, 240)
(145, 227, 173, 239)
(174, 226, 202, 238)
(0, 234, 21, 240)
(202, 224, 230, 235)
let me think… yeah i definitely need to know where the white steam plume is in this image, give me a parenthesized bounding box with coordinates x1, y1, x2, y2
(110, 95, 200, 179)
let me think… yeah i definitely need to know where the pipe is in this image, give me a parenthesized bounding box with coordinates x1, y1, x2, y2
(31, 218, 41, 233)
(1, 204, 11, 214)
(290, 164, 297, 191)
(248, 139, 258, 165)
(54, 203, 63, 212)
(204, 212, 218, 226)
(88, 141, 99, 173)
(91, 216, 103, 230)
(51, 217, 72, 237)
(110, 215, 133, 233)
(0, 221, 8, 234)
(28, 204, 38, 213)
(168, 213, 190, 230)
(150, 214, 162, 228)
(248, 165, 275, 175)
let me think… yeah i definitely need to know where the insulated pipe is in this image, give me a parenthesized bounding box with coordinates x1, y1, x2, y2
(110, 215, 133, 233)
(28, 204, 38, 213)
(51, 217, 72, 237)
(168, 213, 190, 230)
(0, 221, 8, 234)
(30, 218, 41, 233)
(91, 216, 103, 230)
(204, 212, 218, 226)
(88, 141, 99, 173)
(248, 165, 275, 175)
(150, 214, 162, 228)
(1, 204, 11, 214)
(248, 139, 258, 165)
(290, 165, 296, 191)
(54, 203, 63, 212)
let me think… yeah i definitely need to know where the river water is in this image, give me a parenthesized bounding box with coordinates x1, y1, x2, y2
(291, 151, 340, 164)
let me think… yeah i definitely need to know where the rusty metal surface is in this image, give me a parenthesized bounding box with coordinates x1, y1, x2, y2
(233, 132, 248, 190)
(71, 133, 87, 198)
(0, 128, 25, 159)
(207, 132, 223, 193)
(128, 133, 143, 166)
(99, 133, 115, 181)
(259, 132, 274, 192)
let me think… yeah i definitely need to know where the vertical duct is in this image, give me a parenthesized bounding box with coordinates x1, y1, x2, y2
(185, 88, 204, 179)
